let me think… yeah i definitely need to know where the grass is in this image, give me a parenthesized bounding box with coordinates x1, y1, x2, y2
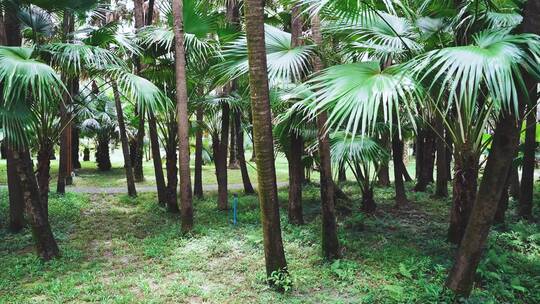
(0, 150, 293, 188)
(1, 182, 539, 303)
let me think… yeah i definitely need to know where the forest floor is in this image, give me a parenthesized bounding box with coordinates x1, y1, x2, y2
(1, 181, 539, 303)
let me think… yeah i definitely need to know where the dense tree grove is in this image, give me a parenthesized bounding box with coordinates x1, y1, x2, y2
(0, 0, 539, 302)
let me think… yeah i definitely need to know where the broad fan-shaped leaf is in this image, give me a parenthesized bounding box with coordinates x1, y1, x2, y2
(215, 25, 315, 85)
(306, 61, 421, 138)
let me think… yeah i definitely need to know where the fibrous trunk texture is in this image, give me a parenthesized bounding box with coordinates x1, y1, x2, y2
(172, 0, 194, 232)
(148, 112, 167, 205)
(288, 133, 304, 225)
(194, 107, 204, 198)
(447, 150, 479, 244)
(244, 0, 288, 277)
(12, 148, 60, 261)
(313, 15, 340, 260)
(446, 111, 521, 296)
(112, 81, 137, 197)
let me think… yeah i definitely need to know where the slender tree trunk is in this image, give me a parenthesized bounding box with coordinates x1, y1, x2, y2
(287, 3, 304, 225)
(338, 167, 347, 183)
(37, 140, 54, 219)
(12, 148, 60, 261)
(83, 147, 90, 161)
(392, 133, 408, 207)
(112, 81, 137, 197)
(446, 132, 453, 181)
(0, 5, 6, 45)
(96, 135, 111, 171)
(57, 11, 75, 194)
(146, 0, 155, 26)
(415, 126, 435, 191)
(313, 15, 340, 260)
(494, 171, 511, 224)
(229, 116, 239, 169)
(235, 111, 255, 194)
(288, 133, 304, 225)
(194, 107, 204, 198)
(447, 150, 479, 244)
(148, 112, 167, 205)
(72, 125, 81, 169)
(509, 167, 520, 200)
(216, 102, 230, 210)
(133, 114, 145, 182)
(3, 7, 24, 233)
(378, 132, 391, 186)
(245, 0, 288, 277)
(361, 187, 376, 213)
(415, 129, 424, 179)
(401, 160, 413, 182)
(172, 0, 194, 232)
(435, 118, 449, 197)
(165, 121, 179, 213)
(133, 0, 146, 183)
(520, 104, 537, 219)
(6, 147, 24, 232)
(446, 111, 521, 297)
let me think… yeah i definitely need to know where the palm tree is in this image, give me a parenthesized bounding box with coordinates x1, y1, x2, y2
(244, 0, 288, 280)
(0, 46, 62, 260)
(446, 0, 540, 296)
(330, 132, 389, 212)
(311, 14, 341, 260)
(172, 0, 194, 232)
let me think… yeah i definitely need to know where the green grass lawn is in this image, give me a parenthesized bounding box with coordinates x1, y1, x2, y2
(1, 183, 538, 303)
(0, 150, 294, 188)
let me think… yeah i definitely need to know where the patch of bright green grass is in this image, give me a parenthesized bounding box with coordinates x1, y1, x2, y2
(0, 183, 539, 303)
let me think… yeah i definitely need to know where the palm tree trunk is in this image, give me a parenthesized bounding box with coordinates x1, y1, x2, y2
(392, 133, 408, 207)
(312, 15, 340, 260)
(194, 107, 204, 198)
(415, 129, 424, 179)
(446, 111, 521, 297)
(244, 0, 288, 277)
(172, 0, 194, 232)
(0, 5, 6, 45)
(229, 117, 239, 169)
(286, 2, 304, 225)
(2, 8, 24, 233)
(435, 118, 449, 197)
(509, 166, 520, 199)
(146, 0, 155, 26)
(148, 111, 167, 205)
(415, 126, 435, 191)
(447, 150, 479, 244)
(401, 160, 413, 182)
(288, 133, 304, 225)
(12, 147, 60, 261)
(377, 132, 391, 186)
(72, 125, 81, 169)
(133, 115, 145, 182)
(217, 102, 230, 210)
(133, 0, 146, 183)
(6, 147, 24, 232)
(165, 121, 180, 213)
(494, 170, 511, 224)
(37, 140, 54, 219)
(96, 134, 111, 171)
(234, 111, 255, 194)
(446, 132, 453, 181)
(520, 104, 536, 219)
(112, 81, 137, 197)
(57, 11, 75, 193)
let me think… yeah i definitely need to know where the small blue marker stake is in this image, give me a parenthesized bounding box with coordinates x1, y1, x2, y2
(233, 194, 238, 225)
